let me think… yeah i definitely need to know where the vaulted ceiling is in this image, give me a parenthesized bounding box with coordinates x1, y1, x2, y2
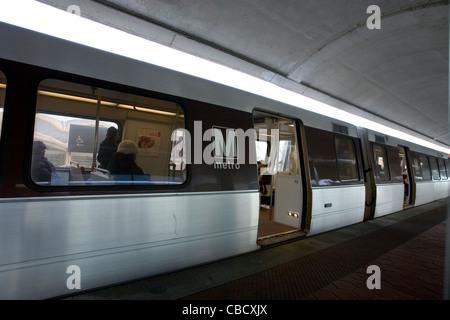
(39, 0, 449, 148)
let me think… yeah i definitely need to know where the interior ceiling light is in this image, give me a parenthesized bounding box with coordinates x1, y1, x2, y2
(38, 89, 179, 116)
(0, 0, 448, 154)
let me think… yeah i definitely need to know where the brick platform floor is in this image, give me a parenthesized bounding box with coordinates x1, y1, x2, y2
(183, 203, 447, 300)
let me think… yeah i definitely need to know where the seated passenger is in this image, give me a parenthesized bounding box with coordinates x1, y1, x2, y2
(31, 141, 56, 183)
(108, 139, 144, 181)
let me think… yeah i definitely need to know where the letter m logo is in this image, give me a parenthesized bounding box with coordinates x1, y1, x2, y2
(212, 126, 238, 162)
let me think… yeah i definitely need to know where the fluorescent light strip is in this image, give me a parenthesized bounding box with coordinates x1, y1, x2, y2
(38, 89, 179, 116)
(0, 0, 448, 154)
(38, 90, 116, 106)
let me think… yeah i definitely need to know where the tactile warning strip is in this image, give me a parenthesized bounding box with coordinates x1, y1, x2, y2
(183, 204, 446, 300)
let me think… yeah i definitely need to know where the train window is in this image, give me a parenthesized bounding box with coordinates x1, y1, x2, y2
(447, 159, 450, 178)
(412, 153, 423, 181)
(429, 157, 441, 180)
(335, 136, 359, 181)
(255, 140, 269, 163)
(32, 79, 186, 187)
(0, 71, 5, 139)
(276, 122, 299, 175)
(418, 154, 432, 181)
(373, 145, 390, 182)
(437, 158, 448, 180)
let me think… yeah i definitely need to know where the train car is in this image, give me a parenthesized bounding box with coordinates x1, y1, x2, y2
(357, 128, 450, 219)
(0, 21, 448, 299)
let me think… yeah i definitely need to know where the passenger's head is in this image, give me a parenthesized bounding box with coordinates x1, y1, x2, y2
(117, 140, 140, 155)
(106, 126, 119, 138)
(106, 126, 121, 144)
(33, 141, 47, 156)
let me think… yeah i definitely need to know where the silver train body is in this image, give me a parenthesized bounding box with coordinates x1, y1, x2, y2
(0, 22, 448, 299)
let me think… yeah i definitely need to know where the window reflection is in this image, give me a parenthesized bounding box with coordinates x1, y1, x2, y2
(430, 157, 441, 180)
(335, 137, 359, 181)
(418, 154, 431, 181)
(373, 145, 390, 182)
(438, 158, 448, 180)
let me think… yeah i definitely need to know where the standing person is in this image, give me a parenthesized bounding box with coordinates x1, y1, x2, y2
(31, 141, 56, 182)
(97, 126, 121, 169)
(402, 168, 409, 201)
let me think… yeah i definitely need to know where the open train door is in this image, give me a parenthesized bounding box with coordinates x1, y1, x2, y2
(357, 128, 377, 221)
(398, 145, 415, 208)
(253, 110, 308, 245)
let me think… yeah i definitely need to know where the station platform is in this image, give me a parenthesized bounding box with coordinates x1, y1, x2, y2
(68, 198, 448, 303)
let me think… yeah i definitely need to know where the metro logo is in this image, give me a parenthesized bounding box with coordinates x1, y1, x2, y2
(171, 121, 278, 167)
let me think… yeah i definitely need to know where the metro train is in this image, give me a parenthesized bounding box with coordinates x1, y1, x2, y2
(0, 21, 449, 299)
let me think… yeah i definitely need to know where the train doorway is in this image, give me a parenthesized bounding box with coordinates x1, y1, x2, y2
(253, 111, 305, 245)
(398, 146, 415, 208)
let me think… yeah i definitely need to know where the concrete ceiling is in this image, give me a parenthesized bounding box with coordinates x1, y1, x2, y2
(39, 0, 449, 148)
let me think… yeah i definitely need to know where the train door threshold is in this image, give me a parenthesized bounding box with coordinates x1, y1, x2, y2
(257, 230, 307, 247)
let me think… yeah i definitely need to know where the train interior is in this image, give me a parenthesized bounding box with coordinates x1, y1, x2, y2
(253, 110, 304, 241)
(33, 78, 187, 186)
